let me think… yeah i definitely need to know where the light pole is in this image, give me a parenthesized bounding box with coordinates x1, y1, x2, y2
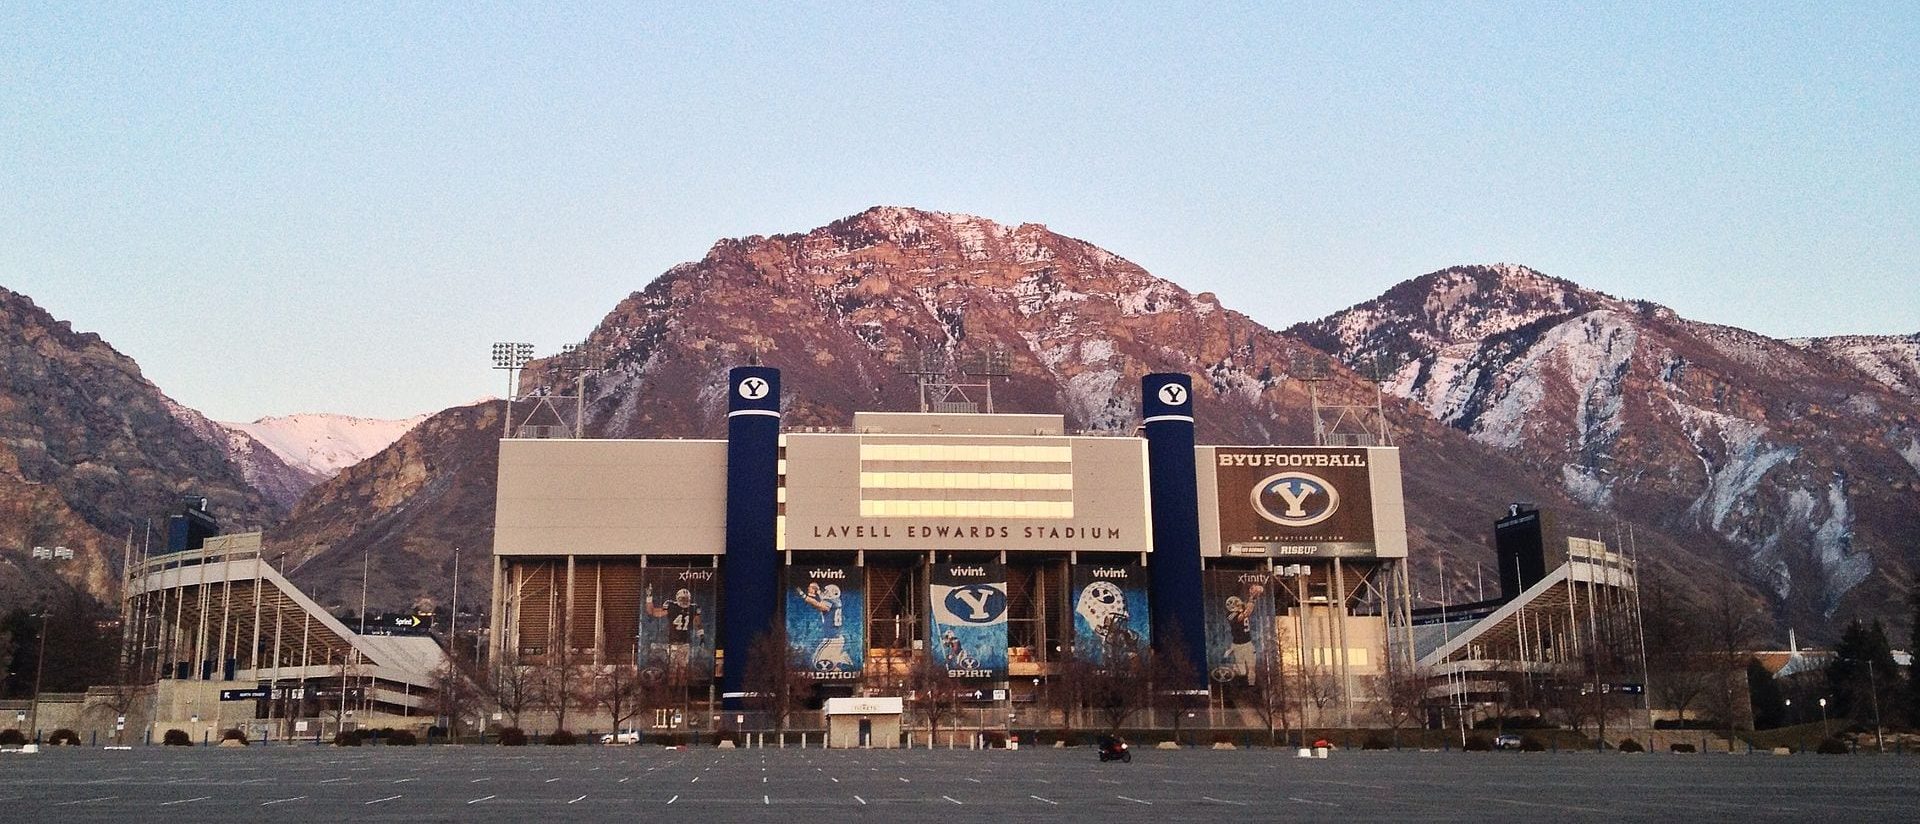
(448, 546, 460, 743)
(28, 610, 50, 744)
(1866, 659, 1884, 753)
(1818, 697, 1828, 740)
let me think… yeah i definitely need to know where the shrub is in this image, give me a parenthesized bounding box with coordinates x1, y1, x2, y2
(1519, 737, 1546, 752)
(1361, 734, 1390, 750)
(981, 731, 1007, 749)
(0, 728, 27, 746)
(333, 730, 364, 746)
(48, 728, 82, 746)
(499, 727, 528, 746)
(1463, 735, 1493, 752)
(386, 729, 419, 746)
(1618, 738, 1645, 753)
(546, 729, 578, 746)
(1816, 737, 1849, 755)
(220, 728, 249, 745)
(163, 728, 193, 746)
(1669, 742, 1696, 753)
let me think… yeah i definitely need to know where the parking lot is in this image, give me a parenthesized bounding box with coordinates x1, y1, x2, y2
(1, 745, 1911, 822)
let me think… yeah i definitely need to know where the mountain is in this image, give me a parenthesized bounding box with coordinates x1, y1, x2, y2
(223, 413, 428, 479)
(1293, 264, 1920, 628)
(272, 403, 503, 615)
(0, 286, 284, 605)
(266, 208, 1714, 620)
(1789, 334, 1920, 400)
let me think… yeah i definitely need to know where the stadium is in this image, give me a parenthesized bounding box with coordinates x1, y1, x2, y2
(487, 367, 1414, 743)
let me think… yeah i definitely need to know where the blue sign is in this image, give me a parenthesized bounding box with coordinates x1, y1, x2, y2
(1070, 565, 1151, 666)
(929, 563, 1007, 680)
(786, 566, 864, 681)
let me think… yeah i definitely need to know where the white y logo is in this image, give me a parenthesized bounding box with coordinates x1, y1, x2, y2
(1158, 384, 1186, 406)
(1271, 481, 1315, 517)
(952, 588, 995, 620)
(739, 378, 769, 399)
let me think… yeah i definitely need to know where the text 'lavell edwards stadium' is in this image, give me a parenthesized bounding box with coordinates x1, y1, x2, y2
(488, 367, 1412, 742)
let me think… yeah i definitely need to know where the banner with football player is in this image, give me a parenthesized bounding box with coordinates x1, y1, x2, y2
(639, 567, 717, 684)
(1203, 570, 1276, 688)
(1069, 565, 1150, 666)
(785, 566, 865, 681)
(928, 563, 1007, 680)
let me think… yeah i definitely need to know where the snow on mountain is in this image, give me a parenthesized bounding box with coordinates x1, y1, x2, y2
(1788, 333, 1920, 399)
(1299, 264, 1920, 626)
(223, 413, 428, 479)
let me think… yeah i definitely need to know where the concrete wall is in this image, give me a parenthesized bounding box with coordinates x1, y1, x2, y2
(495, 439, 731, 557)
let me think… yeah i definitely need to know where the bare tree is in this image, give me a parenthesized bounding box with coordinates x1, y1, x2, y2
(534, 645, 590, 732)
(908, 653, 970, 746)
(1698, 576, 1758, 745)
(1376, 661, 1431, 749)
(488, 660, 540, 729)
(1150, 643, 1203, 745)
(1300, 669, 1344, 727)
(744, 629, 810, 735)
(591, 663, 658, 738)
(1044, 647, 1096, 738)
(1641, 567, 1714, 726)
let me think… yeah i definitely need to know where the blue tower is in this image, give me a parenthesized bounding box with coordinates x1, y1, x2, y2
(1141, 373, 1207, 686)
(721, 366, 781, 708)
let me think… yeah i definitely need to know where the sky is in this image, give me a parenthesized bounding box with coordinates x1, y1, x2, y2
(3, 3, 1915, 421)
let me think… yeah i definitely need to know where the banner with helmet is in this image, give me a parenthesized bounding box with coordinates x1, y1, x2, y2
(1203, 570, 1277, 688)
(785, 566, 865, 681)
(928, 563, 1008, 680)
(1069, 565, 1151, 666)
(640, 567, 718, 685)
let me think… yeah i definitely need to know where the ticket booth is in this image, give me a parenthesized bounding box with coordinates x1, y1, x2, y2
(824, 697, 903, 749)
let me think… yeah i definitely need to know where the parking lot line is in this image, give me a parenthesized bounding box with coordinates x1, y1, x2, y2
(261, 796, 307, 806)
(1203, 796, 1247, 805)
(54, 796, 117, 806)
(569, 795, 587, 804)
(365, 795, 402, 805)
(853, 795, 866, 805)
(162, 796, 212, 806)
(1117, 795, 1152, 805)
(466, 795, 495, 805)
(1031, 795, 1057, 805)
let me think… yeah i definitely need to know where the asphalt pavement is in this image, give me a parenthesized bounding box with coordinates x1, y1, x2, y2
(0, 743, 1910, 822)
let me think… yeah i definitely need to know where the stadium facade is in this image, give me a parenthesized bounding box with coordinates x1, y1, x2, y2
(489, 368, 1413, 733)
(116, 521, 447, 743)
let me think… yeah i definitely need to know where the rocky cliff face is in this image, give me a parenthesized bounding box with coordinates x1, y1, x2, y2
(266, 209, 1696, 617)
(1294, 264, 1920, 628)
(1789, 333, 1920, 400)
(0, 286, 283, 605)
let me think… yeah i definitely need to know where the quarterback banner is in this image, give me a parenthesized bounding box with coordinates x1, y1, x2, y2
(786, 566, 865, 681)
(1215, 447, 1377, 557)
(928, 563, 1008, 680)
(1069, 565, 1150, 666)
(639, 568, 717, 685)
(1203, 570, 1277, 687)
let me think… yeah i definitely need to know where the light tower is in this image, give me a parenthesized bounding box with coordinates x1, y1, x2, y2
(895, 346, 1010, 413)
(490, 342, 534, 438)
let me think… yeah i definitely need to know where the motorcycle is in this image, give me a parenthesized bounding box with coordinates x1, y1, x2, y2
(1097, 735, 1132, 763)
